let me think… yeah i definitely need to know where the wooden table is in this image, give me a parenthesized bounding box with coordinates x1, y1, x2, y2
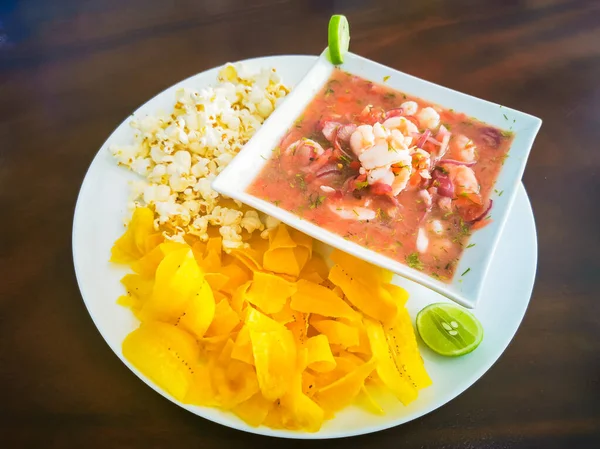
(1, 0, 598, 447)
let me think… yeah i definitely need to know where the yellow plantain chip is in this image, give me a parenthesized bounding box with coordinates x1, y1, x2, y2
(178, 280, 215, 340)
(122, 321, 198, 402)
(111, 207, 155, 263)
(291, 279, 360, 321)
(232, 393, 273, 427)
(364, 318, 418, 405)
(263, 247, 301, 277)
(330, 249, 393, 284)
(310, 318, 360, 348)
(329, 264, 398, 325)
(305, 335, 336, 373)
(205, 298, 241, 337)
(139, 248, 204, 322)
(314, 358, 376, 413)
(385, 307, 432, 389)
(246, 271, 297, 314)
(246, 308, 296, 401)
(231, 325, 254, 366)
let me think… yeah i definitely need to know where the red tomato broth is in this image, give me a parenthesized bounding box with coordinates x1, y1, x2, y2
(247, 69, 513, 281)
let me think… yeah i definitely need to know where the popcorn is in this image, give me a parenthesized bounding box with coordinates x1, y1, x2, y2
(110, 63, 289, 250)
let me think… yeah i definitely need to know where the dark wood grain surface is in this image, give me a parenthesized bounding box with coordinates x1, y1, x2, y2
(1, 0, 599, 447)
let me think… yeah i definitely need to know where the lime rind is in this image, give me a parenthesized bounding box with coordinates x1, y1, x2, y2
(416, 303, 484, 357)
(328, 15, 350, 65)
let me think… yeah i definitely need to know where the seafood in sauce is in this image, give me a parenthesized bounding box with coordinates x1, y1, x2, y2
(247, 69, 513, 281)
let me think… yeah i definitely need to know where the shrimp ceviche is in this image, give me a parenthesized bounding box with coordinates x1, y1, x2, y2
(247, 69, 513, 281)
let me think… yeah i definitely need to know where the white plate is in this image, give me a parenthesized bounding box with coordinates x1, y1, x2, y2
(72, 55, 537, 439)
(213, 50, 542, 309)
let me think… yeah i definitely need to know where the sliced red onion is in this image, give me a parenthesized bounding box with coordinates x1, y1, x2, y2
(469, 199, 493, 224)
(336, 124, 357, 142)
(435, 125, 451, 160)
(315, 164, 341, 178)
(439, 159, 477, 167)
(432, 169, 455, 197)
(480, 127, 502, 148)
(321, 120, 342, 142)
(308, 147, 334, 173)
(404, 115, 420, 128)
(333, 128, 355, 160)
(342, 173, 367, 193)
(416, 129, 431, 149)
(384, 194, 402, 209)
(370, 182, 392, 195)
(426, 136, 443, 146)
(384, 108, 404, 119)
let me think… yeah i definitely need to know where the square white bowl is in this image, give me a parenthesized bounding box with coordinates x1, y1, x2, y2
(212, 50, 541, 308)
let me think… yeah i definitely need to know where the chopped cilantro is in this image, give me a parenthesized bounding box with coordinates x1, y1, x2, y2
(395, 240, 403, 247)
(503, 113, 508, 120)
(384, 92, 396, 100)
(466, 243, 476, 249)
(352, 209, 360, 217)
(339, 153, 352, 164)
(295, 173, 306, 190)
(461, 267, 471, 276)
(308, 193, 325, 209)
(406, 252, 424, 270)
(500, 130, 513, 138)
(383, 75, 391, 82)
(355, 180, 369, 190)
(325, 88, 334, 96)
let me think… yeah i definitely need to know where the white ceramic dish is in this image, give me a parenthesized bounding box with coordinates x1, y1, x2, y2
(72, 55, 538, 439)
(213, 50, 541, 308)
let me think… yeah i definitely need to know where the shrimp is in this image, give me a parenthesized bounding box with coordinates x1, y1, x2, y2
(367, 166, 395, 187)
(383, 116, 419, 139)
(416, 107, 440, 130)
(438, 196, 452, 212)
(372, 122, 389, 143)
(449, 134, 477, 163)
(419, 189, 433, 208)
(359, 143, 411, 170)
(350, 125, 375, 156)
(443, 164, 480, 195)
(427, 219, 444, 235)
(391, 164, 412, 195)
(283, 139, 325, 169)
(400, 101, 418, 116)
(416, 227, 429, 253)
(329, 204, 376, 221)
(429, 238, 453, 258)
(412, 148, 432, 177)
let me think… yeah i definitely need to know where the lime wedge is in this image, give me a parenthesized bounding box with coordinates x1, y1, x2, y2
(328, 15, 350, 65)
(416, 303, 483, 357)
